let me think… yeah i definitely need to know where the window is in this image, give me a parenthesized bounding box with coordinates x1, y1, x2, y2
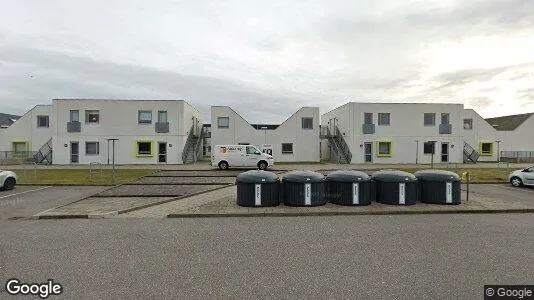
(37, 115, 49, 128)
(378, 113, 390, 126)
(463, 118, 473, 130)
(217, 117, 229, 128)
(246, 146, 260, 155)
(158, 111, 167, 123)
(70, 110, 79, 122)
(138, 110, 152, 124)
(364, 113, 373, 125)
(137, 141, 152, 156)
(423, 142, 435, 154)
(480, 142, 494, 156)
(302, 117, 313, 129)
(85, 142, 99, 155)
(377, 141, 392, 156)
(85, 110, 100, 123)
(238, 143, 250, 145)
(441, 113, 450, 125)
(12, 142, 28, 153)
(424, 113, 435, 126)
(281, 143, 293, 154)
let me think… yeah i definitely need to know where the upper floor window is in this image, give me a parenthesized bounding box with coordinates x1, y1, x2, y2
(70, 110, 79, 122)
(424, 113, 435, 126)
(378, 113, 390, 126)
(85, 110, 100, 124)
(364, 113, 373, 125)
(217, 117, 229, 128)
(138, 110, 152, 124)
(302, 117, 313, 129)
(441, 113, 450, 125)
(158, 111, 167, 123)
(37, 115, 49, 128)
(463, 118, 473, 130)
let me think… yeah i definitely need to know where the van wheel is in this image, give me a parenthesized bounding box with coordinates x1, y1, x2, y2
(218, 161, 229, 170)
(258, 161, 268, 170)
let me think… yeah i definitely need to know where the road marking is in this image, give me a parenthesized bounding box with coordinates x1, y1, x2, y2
(0, 186, 51, 199)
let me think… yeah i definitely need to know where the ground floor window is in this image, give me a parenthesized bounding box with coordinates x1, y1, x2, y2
(480, 142, 494, 156)
(376, 141, 392, 157)
(137, 141, 153, 156)
(85, 142, 100, 155)
(423, 142, 435, 154)
(282, 143, 293, 154)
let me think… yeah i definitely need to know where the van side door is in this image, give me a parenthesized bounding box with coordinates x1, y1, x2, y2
(245, 146, 261, 166)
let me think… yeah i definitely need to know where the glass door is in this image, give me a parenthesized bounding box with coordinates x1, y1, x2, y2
(364, 142, 373, 163)
(70, 142, 79, 163)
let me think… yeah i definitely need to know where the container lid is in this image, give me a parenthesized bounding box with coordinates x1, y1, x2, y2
(371, 170, 417, 182)
(236, 170, 279, 183)
(326, 170, 371, 182)
(282, 170, 325, 183)
(414, 169, 460, 181)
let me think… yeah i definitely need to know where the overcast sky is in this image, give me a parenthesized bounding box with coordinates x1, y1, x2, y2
(1, 0, 533, 123)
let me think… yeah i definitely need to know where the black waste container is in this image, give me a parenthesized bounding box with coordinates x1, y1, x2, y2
(414, 170, 461, 204)
(282, 170, 325, 206)
(372, 170, 418, 205)
(236, 170, 280, 207)
(326, 170, 374, 206)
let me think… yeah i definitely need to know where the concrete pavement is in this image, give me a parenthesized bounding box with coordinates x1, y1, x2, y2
(1, 214, 532, 299)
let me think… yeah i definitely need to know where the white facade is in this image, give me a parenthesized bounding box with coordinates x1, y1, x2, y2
(211, 106, 320, 162)
(0, 99, 202, 164)
(0, 105, 53, 153)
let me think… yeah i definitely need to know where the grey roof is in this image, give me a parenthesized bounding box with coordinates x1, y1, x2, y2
(0, 113, 20, 127)
(485, 113, 533, 131)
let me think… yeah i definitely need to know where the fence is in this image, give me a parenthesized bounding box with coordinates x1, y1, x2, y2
(500, 151, 534, 163)
(0, 151, 37, 165)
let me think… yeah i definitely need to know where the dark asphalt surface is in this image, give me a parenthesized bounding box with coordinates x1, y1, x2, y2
(0, 186, 108, 220)
(1, 214, 532, 299)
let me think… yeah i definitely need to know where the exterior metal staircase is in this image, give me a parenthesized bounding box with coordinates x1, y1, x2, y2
(33, 138, 53, 164)
(463, 142, 480, 163)
(182, 125, 204, 164)
(320, 125, 352, 164)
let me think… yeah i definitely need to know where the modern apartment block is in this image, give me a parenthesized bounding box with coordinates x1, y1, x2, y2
(0, 99, 203, 164)
(320, 102, 534, 164)
(210, 106, 321, 162)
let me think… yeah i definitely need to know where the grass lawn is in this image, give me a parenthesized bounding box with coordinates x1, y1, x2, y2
(394, 168, 512, 183)
(15, 169, 159, 185)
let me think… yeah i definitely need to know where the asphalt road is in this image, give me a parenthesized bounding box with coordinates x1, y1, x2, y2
(0, 186, 109, 220)
(467, 184, 534, 206)
(1, 214, 532, 299)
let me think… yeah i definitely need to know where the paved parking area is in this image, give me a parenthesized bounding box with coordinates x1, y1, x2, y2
(131, 176, 236, 185)
(95, 184, 229, 197)
(0, 185, 109, 219)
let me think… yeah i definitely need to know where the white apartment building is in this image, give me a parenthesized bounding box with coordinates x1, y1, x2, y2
(210, 106, 320, 162)
(0, 99, 203, 164)
(321, 102, 534, 164)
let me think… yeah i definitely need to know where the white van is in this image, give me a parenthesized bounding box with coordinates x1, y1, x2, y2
(211, 145, 274, 170)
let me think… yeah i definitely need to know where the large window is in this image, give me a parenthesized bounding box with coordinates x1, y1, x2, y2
(138, 110, 152, 124)
(378, 113, 390, 126)
(158, 111, 167, 123)
(37, 115, 49, 128)
(463, 118, 473, 130)
(246, 146, 260, 155)
(423, 142, 435, 154)
(70, 110, 79, 122)
(480, 142, 494, 156)
(137, 141, 152, 156)
(376, 141, 392, 157)
(364, 113, 373, 125)
(85, 142, 99, 155)
(302, 117, 313, 129)
(85, 110, 100, 124)
(424, 113, 435, 126)
(441, 113, 450, 125)
(217, 117, 229, 128)
(281, 143, 293, 154)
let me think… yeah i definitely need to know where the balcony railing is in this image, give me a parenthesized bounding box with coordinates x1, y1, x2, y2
(362, 124, 375, 134)
(155, 122, 169, 133)
(67, 121, 81, 132)
(439, 124, 452, 134)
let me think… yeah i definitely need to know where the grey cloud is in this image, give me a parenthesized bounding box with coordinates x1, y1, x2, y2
(0, 46, 307, 123)
(468, 97, 493, 109)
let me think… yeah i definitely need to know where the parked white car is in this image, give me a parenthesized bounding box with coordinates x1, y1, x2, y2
(508, 166, 534, 187)
(0, 170, 17, 190)
(211, 145, 274, 170)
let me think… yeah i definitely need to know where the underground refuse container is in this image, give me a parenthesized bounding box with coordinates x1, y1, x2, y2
(236, 170, 280, 207)
(372, 170, 418, 205)
(414, 170, 461, 204)
(282, 170, 326, 206)
(326, 170, 374, 206)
